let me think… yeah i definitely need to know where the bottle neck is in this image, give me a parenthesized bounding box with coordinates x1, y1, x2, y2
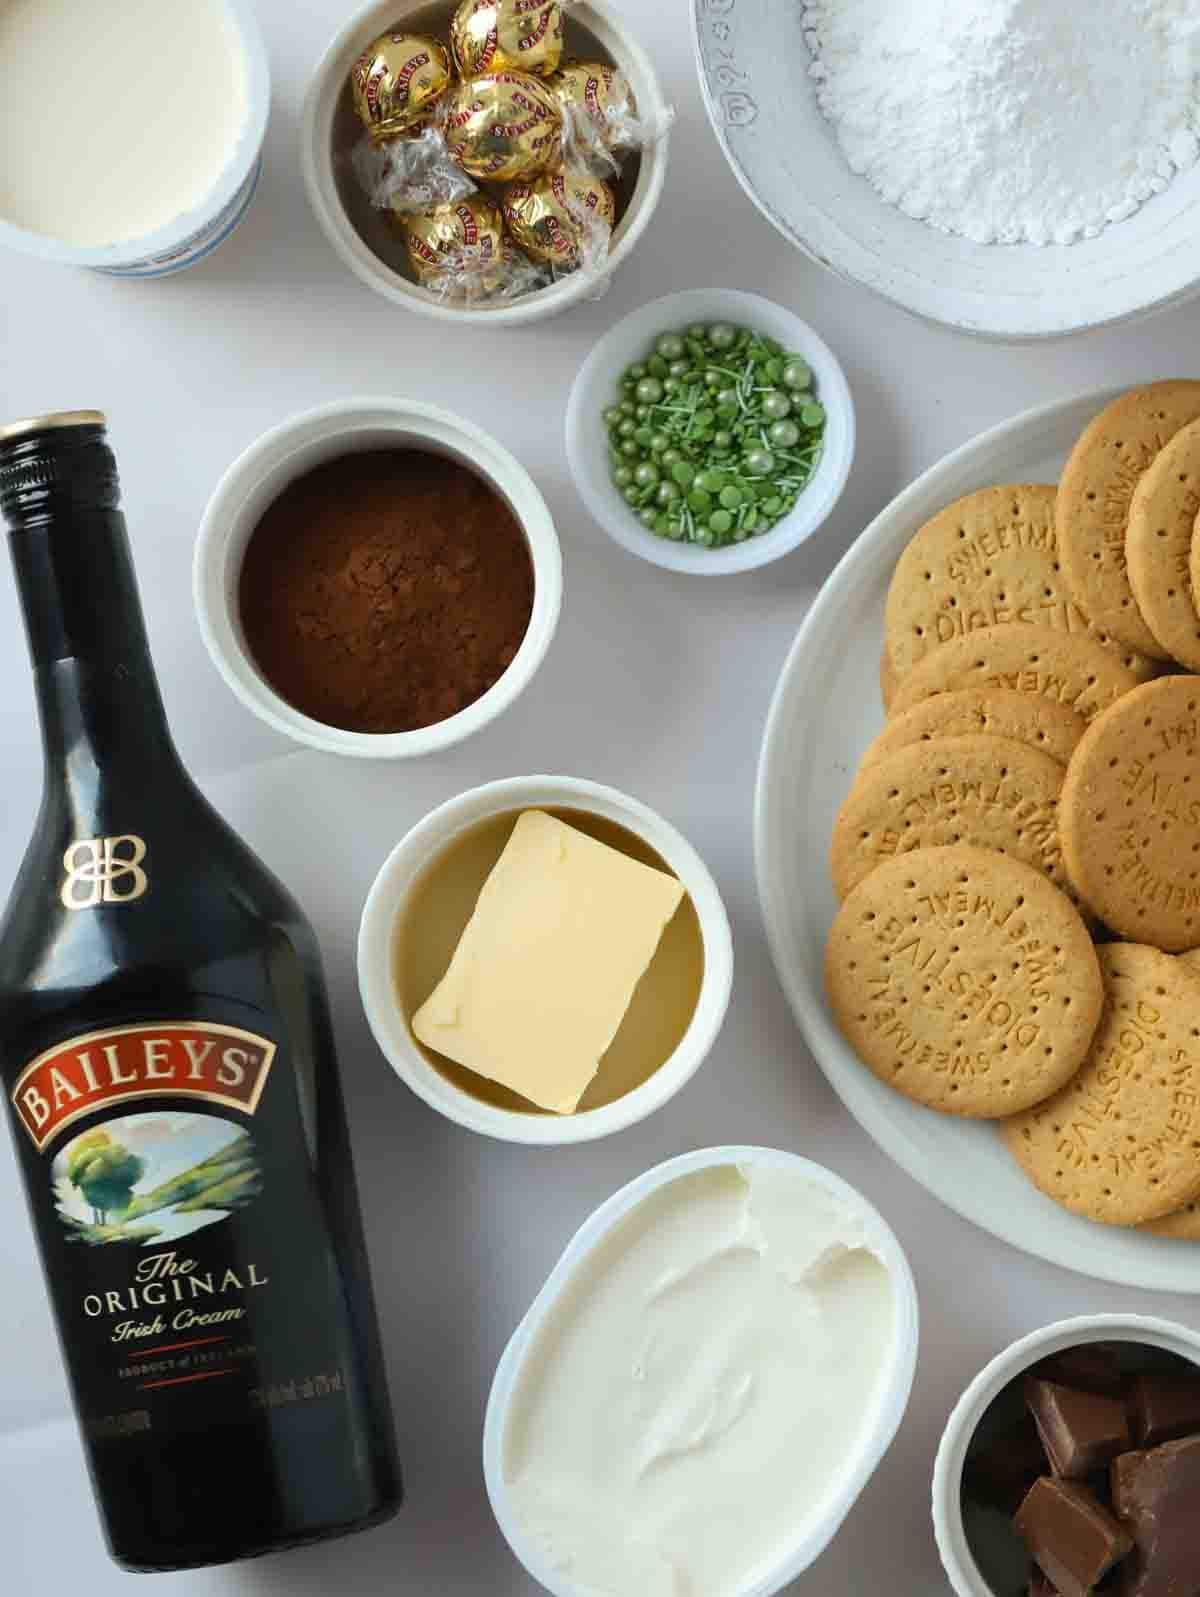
(8, 512, 179, 806)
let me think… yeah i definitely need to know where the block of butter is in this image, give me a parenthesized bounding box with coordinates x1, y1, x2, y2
(411, 810, 687, 1114)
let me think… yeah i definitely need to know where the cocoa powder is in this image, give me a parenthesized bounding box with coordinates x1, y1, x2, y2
(238, 450, 534, 734)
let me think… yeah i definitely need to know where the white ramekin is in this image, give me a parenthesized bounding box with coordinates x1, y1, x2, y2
(566, 288, 856, 574)
(933, 1314, 1200, 1597)
(300, 0, 670, 326)
(194, 398, 562, 758)
(0, 0, 270, 278)
(483, 1145, 920, 1596)
(357, 775, 733, 1142)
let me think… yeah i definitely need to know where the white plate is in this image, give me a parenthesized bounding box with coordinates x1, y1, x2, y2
(691, 1, 1200, 341)
(754, 386, 1200, 1295)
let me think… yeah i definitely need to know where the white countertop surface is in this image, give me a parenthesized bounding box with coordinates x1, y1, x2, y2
(2, 2, 1200, 1593)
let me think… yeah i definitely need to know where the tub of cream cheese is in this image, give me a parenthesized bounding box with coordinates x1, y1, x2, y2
(0, 0, 269, 277)
(484, 1146, 919, 1597)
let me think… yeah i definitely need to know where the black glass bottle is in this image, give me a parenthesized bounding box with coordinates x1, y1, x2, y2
(0, 412, 401, 1571)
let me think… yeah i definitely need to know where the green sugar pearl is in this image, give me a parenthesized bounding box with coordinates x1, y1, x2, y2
(604, 318, 829, 547)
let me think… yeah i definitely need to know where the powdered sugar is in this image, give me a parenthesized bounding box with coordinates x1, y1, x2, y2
(803, 0, 1200, 247)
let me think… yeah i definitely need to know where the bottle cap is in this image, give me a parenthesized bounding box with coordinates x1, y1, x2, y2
(0, 411, 106, 445)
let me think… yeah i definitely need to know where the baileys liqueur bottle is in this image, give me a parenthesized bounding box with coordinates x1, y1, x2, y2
(0, 413, 401, 1569)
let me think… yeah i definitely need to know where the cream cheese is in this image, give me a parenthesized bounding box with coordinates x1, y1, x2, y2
(503, 1163, 896, 1597)
(0, 0, 248, 247)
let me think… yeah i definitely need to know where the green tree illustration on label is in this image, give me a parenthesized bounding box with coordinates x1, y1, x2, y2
(52, 1112, 263, 1245)
(66, 1129, 147, 1226)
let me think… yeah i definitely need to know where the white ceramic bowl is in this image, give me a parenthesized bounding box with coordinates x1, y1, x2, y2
(565, 289, 855, 574)
(357, 775, 733, 1142)
(194, 398, 562, 758)
(692, 1, 1200, 340)
(484, 1145, 920, 1595)
(300, 0, 670, 327)
(0, 0, 269, 278)
(933, 1314, 1200, 1597)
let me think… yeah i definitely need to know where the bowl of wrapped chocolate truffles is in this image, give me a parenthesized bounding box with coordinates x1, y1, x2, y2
(300, 0, 671, 325)
(934, 1315, 1200, 1597)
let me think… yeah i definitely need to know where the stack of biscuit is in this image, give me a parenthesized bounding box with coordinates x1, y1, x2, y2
(826, 382, 1200, 1238)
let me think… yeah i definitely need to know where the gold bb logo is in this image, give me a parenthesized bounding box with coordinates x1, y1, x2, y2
(61, 836, 149, 910)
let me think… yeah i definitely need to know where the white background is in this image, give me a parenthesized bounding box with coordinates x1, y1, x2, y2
(2, 2, 1200, 1593)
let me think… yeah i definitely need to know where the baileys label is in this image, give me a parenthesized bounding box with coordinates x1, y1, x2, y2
(12, 1022, 275, 1152)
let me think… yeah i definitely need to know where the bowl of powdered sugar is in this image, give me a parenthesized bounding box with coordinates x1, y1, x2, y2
(691, 0, 1200, 339)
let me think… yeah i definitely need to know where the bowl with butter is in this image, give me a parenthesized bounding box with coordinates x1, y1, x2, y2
(484, 1146, 919, 1594)
(357, 775, 733, 1143)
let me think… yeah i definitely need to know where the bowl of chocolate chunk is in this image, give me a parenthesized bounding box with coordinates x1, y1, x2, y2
(194, 397, 561, 757)
(934, 1315, 1200, 1597)
(357, 774, 734, 1143)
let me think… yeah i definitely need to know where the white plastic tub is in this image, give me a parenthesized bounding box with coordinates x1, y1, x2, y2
(484, 1146, 920, 1595)
(0, 0, 270, 278)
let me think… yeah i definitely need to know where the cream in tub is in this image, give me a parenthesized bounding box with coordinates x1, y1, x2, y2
(0, 0, 269, 276)
(485, 1148, 919, 1597)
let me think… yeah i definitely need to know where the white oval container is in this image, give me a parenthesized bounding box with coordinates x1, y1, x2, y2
(933, 1314, 1200, 1597)
(0, 0, 270, 278)
(484, 1146, 920, 1595)
(566, 289, 855, 574)
(357, 775, 733, 1143)
(194, 398, 562, 758)
(300, 0, 670, 326)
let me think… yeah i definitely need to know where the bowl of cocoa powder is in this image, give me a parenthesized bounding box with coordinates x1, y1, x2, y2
(194, 397, 562, 757)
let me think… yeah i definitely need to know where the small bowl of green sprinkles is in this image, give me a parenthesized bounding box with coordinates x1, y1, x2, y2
(566, 289, 855, 574)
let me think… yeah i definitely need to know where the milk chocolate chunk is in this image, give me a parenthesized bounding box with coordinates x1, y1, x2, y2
(1035, 1345, 1126, 1396)
(1129, 1373, 1200, 1449)
(1026, 1378, 1132, 1478)
(1109, 1435, 1200, 1597)
(1014, 1478, 1133, 1597)
(966, 1414, 1048, 1512)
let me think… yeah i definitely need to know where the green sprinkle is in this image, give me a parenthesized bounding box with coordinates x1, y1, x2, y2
(606, 320, 827, 547)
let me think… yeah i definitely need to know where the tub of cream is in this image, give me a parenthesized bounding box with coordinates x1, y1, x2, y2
(0, 0, 269, 277)
(484, 1147, 919, 1597)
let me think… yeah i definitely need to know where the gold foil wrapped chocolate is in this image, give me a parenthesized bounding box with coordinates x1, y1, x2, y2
(449, 0, 564, 79)
(549, 59, 636, 148)
(501, 167, 615, 268)
(445, 72, 562, 182)
(399, 192, 507, 289)
(351, 31, 453, 141)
